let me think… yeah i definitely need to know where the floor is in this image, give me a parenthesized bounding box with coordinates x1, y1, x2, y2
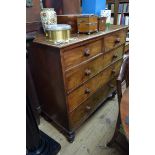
(39, 96, 127, 155)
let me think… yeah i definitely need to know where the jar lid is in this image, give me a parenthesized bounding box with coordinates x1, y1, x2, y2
(45, 24, 71, 31)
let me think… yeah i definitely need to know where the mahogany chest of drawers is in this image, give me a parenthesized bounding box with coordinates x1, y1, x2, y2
(29, 25, 127, 142)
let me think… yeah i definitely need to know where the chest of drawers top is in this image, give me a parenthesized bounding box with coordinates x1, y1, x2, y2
(33, 25, 128, 49)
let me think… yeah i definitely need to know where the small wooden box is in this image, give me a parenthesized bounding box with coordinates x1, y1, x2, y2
(77, 15, 98, 34)
(57, 14, 82, 34)
(98, 17, 106, 31)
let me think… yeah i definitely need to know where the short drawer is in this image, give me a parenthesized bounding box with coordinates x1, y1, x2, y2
(67, 65, 113, 112)
(69, 79, 116, 130)
(103, 45, 124, 67)
(63, 39, 102, 70)
(104, 30, 126, 52)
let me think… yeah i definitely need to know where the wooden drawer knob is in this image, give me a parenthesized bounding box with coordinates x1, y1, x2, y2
(86, 106, 91, 111)
(113, 54, 118, 59)
(85, 88, 91, 94)
(85, 69, 91, 76)
(115, 38, 120, 44)
(84, 48, 90, 57)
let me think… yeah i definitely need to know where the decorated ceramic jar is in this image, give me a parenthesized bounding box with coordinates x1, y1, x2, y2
(40, 8, 57, 32)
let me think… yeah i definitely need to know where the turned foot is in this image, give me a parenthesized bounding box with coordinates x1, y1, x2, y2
(67, 131, 75, 143)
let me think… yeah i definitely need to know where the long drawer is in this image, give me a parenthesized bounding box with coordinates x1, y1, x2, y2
(65, 45, 124, 92)
(63, 39, 102, 70)
(104, 30, 126, 52)
(69, 79, 116, 130)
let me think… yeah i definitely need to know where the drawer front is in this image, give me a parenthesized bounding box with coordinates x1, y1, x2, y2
(63, 39, 102, 70)
(65, 54, 105, 92)
(103, 45, 124, 67)
(69, 79, 116, 130)
(104, 30, 126, 52)
(67, 65, 113, 112)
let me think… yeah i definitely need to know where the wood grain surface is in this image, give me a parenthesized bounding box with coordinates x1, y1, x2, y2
(104, 30, 126, 52)
(63, 39, 102, 70)
(33, 25, 128, 48)
(29, 25, 127, 142)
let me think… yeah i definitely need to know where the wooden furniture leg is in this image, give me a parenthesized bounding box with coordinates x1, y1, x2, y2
(67, 131, 75, 143)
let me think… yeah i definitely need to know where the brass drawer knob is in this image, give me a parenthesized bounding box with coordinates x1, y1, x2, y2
(85, 69, 91, 76)
(115, 38, 120, 44)
(84, 48, 90, 57)
(85, 88, 91, 94)
(86, 106, 91, 111)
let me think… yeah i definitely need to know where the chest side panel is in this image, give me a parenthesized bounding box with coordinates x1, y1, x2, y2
(29, 43, 69, 130)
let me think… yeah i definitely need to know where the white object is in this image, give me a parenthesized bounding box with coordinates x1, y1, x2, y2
(110, 17, 114, 24)
(100, 9, 111, 24)
(117, 14, 121, 25)
(125, 16, 129, 25)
